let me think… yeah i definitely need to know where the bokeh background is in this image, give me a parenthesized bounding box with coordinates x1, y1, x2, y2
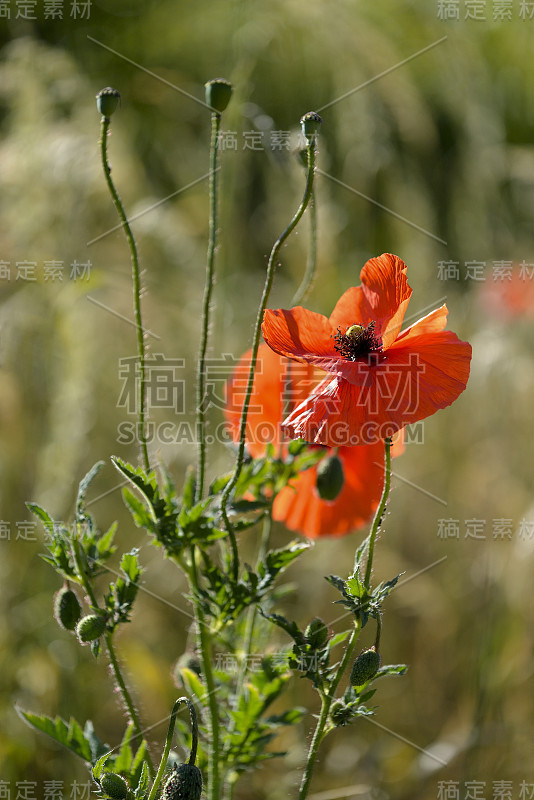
(1, 1, 533, 798)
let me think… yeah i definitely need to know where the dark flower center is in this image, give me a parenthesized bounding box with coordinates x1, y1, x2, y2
(333, 321, 383, 362)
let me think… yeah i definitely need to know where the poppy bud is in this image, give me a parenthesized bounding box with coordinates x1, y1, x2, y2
(300, 111, 322, 142)
(76, 614, 106, 643)
(163, 764, 203, 800)
(304, 618, 329, 649)
(96, 88, 121, 118)
(315, 453, 344, 501)
(330, 700, 352, 727)
(350, 648, 381, 686)
(100, 773, 128, 800)
(205, 79, 233, 113)
(54, 586, 82, 631)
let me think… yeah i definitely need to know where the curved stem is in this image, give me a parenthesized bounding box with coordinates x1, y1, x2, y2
(197, 112, 222, 501)
(220, 140, 317, 581)
(99, 115, 150, 473)
(148, 697, 199, 800)
(183, 551, 221, 800)
(364, 437, 392, 590)
(290, 189, 317, 307)
(298, 617, 362, 800)
(71, 537, 155, 777)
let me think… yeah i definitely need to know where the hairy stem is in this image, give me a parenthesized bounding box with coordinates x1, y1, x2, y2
(220, 140, 317, 581)
(99, 115, 150, 473)
(364, 437, 392, 589)
(148, 697, 199, 800)
(71, 537, 154, 776)
(185, 549, 221, 800)
(290, 188, 317, 306)
(197, 112, 222, 501)
(298, 617, 362, 800)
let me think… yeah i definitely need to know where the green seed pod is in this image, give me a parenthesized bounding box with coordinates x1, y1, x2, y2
(96, 87, 121, 118)
(54, 586, 82, 631)
(76, 614, 106, 643)
(300, 111, 322, 141)
(205, 79, 233, 113)
(304, 618, 329, 649)
(330, 700, 352, 727)
(350, 648, 381, 686)
(163, 764, 203, 800)
(100, 773, 128, 800)
(315, 453, 344, 501)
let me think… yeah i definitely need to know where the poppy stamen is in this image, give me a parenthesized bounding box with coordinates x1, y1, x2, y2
(333, 321, 383, 362)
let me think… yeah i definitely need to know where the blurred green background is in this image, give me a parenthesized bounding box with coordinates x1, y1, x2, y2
(1, 1, 533, 798)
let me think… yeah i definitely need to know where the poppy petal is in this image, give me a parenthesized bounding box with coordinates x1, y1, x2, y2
(262, 307, 340, 371)
(328, 255, 412, 347)
(273, 442, 386, 537)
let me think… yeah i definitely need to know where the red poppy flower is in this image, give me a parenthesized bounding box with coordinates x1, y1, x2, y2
(224, 344, 403, 538)
(262, 253, 472, 447)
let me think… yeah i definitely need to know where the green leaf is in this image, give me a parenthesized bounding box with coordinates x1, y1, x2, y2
(17, 709, 93, 762)
(76, 462, 105, 518)
(329, 631, 350, 648)
(134, 760, 150, 797)
(181, 466, 196, 511)
(92, 750, 113, 779)
(179, 667, 207, 706)
(375, 663, 408, 678)
(84, 720, 110, 762)
(114, 724, 135, 773)
(26, 503, 55, 534)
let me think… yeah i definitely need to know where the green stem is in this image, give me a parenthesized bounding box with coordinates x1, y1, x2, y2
(364, 437, 393, 590)
(99, 115, 150, 473)
(290, 189, 317, 307)
(71, 537, 155, 777)
(298, 617, 362, 800)
(196, 112, 222, 502)
(220, 140, 318, 581)
(184, 550, 221, 800)
(148, 697, 199, 800)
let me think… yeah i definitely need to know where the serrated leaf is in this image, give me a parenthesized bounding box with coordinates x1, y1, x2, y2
(84, 720, 110, 762)
(77, 462, 105, 517)
(375, 663, 408, 678)
(182, 466, 196, 511)
(17, 709, 92, 761)
(134, 760, 150, 797)
(26, 503, 55, 534)
(92, 750, 113, 779)
(114, 724, 134, 773)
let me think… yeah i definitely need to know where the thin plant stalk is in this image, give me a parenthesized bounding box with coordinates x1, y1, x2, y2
(297, 617, 362, 800)
(184, 549, 221, 800)
(290, 188, 317, 307)
(99, 115, 150, 474)
(147, 697, 199, 800)
(220, 140, 318, 580)
(196, 111, 222, 501)
(71, 537, 155, 778)
(364, 437, 392, 589)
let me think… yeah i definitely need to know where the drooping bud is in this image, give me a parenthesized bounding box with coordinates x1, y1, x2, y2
(163, 764, 203, 800)
(100, 773, 128, 800)
(96, 88, 121, 118)
(350, 647, 381, 686)
(300, 111, 322, 142)
(54, 586, 82, 631)
(205, 79, 233, 113)
(304, 618, 329, 649)
(76, 613, 106, 643)
(315, 453, 344, 501)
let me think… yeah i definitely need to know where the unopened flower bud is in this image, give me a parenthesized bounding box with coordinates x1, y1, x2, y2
(163, 764, 203, 800)
(76, 614, 106, 643)
(100, 773, 128, 800)
(300, 111, 322, 142)
(54, 586, 81, 631)
(350, 647, 381, 686)
(316, 453, 344, 501)
(96, 88, 120, 118)
(330, 700, 352, 726)
(304, 618, 329, 649)
(205, 79, 233, 113)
